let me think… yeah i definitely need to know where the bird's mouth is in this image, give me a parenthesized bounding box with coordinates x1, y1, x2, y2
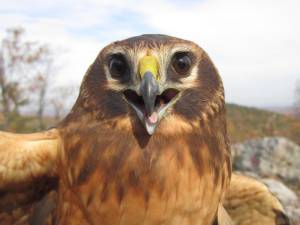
(123, 87, 180, 135)
(122, 53, 179, 135)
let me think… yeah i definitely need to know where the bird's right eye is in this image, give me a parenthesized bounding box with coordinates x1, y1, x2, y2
(109, 54, 128, 79)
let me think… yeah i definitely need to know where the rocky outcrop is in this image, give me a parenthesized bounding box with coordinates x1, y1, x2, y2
(232, 137, 300, 186)
(232, 137, 300, 224)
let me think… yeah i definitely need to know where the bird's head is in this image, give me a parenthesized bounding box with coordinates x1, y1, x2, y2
(72, 34, 224, 136)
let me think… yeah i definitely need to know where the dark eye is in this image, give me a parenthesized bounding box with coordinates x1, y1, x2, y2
(109, 54, 128, 79)
(171, 52, 192, 75)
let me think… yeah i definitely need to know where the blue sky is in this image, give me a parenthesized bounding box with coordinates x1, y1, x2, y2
(0, 0, 299, 107)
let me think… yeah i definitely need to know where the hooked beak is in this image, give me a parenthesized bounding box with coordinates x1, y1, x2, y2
(123, 72, 179, 135)
(123, 54, 180, 135)
(140, 71, 159, 118)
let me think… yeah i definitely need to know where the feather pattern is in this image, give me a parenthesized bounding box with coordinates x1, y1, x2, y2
(0, 34, 291, 225)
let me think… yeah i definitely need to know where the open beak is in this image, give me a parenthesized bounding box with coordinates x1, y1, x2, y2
(123, 55, 179, 135)
(123, 76, 179, 135)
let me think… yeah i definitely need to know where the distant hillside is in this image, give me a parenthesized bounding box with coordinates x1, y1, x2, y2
(261, 105, 297, 117)
(226, 103, 300, 145)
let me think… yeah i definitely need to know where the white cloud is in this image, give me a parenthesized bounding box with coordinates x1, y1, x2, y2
(0, 0, 299, 107)
(132, 0, 300, 106)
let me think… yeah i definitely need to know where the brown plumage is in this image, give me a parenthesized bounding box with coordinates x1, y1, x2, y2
(224, 174, 291, 225)
(56, 34, 231, 225)
(0, 130, 58, 225)
(0, 34, 289, 225)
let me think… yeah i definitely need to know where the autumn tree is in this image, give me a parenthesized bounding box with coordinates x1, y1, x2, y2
(0, 27, 35, 130)
(0, 27, 56, 131)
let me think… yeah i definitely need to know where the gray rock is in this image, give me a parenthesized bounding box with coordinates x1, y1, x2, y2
(232, 137, 300, 185)
(262, 178, 300, 225)
(262, 178, 299, 206)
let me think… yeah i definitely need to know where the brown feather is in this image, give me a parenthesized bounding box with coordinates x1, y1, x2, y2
(224, 173, 291, 225)
(55, 34, 231, 225)
(0, 35, 292, 225)
(0, 129, 59, 225)
(0, 34, 232, 225)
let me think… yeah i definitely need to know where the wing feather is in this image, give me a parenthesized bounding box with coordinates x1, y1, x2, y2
(217, 205, 234, 225)
(0, 129, 59, 189)
(0, 129, 60, 225)
(224, 173, 291, 225)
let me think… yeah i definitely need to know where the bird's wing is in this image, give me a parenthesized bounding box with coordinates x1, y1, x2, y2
(217, 205, 234, 225)
(0, 129, 60, 225)
(224, 173, 291, 225)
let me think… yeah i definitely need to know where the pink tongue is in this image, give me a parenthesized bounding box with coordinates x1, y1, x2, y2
(148, 112, 158, 124)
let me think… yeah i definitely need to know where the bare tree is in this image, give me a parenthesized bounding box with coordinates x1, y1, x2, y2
(0, 27, 57, 131)
(0, 27, 34, 130)
(49, 85, 78, 123)
(28, 46, 56, 130)
(0, 51, 8, 127)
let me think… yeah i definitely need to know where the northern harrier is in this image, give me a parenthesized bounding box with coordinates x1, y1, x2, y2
(0, 34, 290, 225)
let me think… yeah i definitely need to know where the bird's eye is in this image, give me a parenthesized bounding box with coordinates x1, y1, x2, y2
(109, 54, 128, 79)
(171, 52, 192, 75)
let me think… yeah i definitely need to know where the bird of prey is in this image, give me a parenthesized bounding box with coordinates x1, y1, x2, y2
(0, 34, 289, 225)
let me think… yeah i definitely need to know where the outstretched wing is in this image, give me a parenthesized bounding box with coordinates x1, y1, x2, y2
(0, 129, 60, 225)
(224, 173, 291, 225)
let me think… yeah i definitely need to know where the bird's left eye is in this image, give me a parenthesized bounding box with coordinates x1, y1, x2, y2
(171, 52, 192, 75)
(109, 54, 129, 79)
